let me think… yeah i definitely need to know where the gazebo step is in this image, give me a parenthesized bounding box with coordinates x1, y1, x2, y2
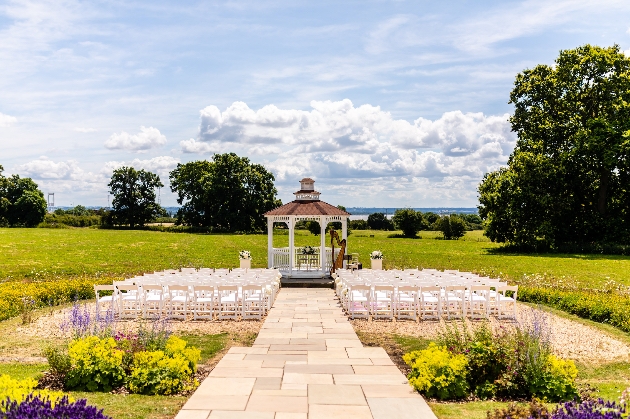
(281, 277, 334, 288)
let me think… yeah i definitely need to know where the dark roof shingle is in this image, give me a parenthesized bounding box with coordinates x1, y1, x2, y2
(264, 200, 350, 216)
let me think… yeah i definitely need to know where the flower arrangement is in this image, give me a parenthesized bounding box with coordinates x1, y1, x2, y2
(370, 251, 383, 260)
(301, 246, 316, 255)
(239, 250, 251, 260)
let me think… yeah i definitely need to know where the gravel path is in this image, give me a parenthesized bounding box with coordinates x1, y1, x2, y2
(13, 302, 263, 340)
(350, 303, 630, 364)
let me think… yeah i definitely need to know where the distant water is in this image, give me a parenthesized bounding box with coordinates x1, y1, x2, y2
(346, 207, 477, 220)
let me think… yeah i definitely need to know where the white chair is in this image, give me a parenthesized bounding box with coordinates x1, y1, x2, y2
(116, 284, 141, 319)
(396, 286, 418, 321)
(372, 285, 394, 320)
(468, 285, 490, 319)
(168, 285, 190, 320)
(348, 285, 371, 319)
(192, 285, 215, 320)
(142, 285, 165, 319)
(94, 285, 117, 318)
(445, 286, 466, 320)
(218, 285, 239, 320)
(242, 285, 265, 320)
(497, 286, 518, 320)
(419, 286, 441, 320)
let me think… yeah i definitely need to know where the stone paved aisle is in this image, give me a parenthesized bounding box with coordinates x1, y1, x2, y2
(176, 288, 437, 419)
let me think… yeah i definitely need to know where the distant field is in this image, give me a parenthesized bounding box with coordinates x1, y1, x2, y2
(1, 228, 629, 288)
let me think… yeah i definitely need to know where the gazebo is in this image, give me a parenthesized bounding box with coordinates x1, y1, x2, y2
(264, 178, 351, 278)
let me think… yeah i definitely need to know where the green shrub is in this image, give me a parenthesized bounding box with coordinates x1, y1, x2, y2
(127, 336, 200, 395)
(528, 355, 578, 402)
(66, 336, 125, 392)
(43, 346, 72, 376)
(431, 313, 578, 401)
(0, 374, 68, 409)
(403, 342, 469, 400)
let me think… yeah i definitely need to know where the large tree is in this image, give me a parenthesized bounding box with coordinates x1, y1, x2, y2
(0, 165, 47, 227)
(108, 167, 164, 228)
(479, 45, 630, 247)
(169, 153, 281, 232)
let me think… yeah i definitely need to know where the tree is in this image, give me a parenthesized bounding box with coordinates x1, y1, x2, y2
(435, 215, 467, 240)
(349, 219, 368, 230)
(0, 165, 47, 227)
(392, 209, 425, 238)
(108, 167, 164, 228)
(479, 45, 630, 247)
(367, 212, 394, 230)
(306, 220, 321, 235)
(169, 153, 281, 232)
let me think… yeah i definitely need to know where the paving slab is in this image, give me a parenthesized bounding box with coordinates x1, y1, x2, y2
(176, 288, 436, 419)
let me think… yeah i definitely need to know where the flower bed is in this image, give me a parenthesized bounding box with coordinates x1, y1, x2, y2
(404, 319, 578, 402)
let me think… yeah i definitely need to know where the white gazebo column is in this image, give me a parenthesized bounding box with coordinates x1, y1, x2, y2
(288, 216, 295, 275)
(342, 218, 348, 269)
(320, 216, 326, 275)
(267, 218, 273, 269)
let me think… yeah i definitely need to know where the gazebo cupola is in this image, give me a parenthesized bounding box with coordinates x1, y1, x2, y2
(264, 178, 350, 279)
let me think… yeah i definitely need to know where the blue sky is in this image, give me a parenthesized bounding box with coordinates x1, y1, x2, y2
(1, 0, 630, 208)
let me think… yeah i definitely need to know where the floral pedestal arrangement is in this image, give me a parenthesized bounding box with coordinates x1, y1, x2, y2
(370, 251, 383, 270)
(239, 250, 251, 269)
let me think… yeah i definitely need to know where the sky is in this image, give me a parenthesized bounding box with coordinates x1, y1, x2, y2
(1, 0, 630, 208)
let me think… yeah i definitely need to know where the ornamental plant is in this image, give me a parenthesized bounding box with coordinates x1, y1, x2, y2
(428, 309, 579, 401)
(0, 394, 111, 419)
(0, 375, 67, 409)
(301, 246, 316, 255)
(370, 251, 383, 260)
(239, 250, 251, 260)
(403, 342, 469, 400)
(65, 336, 125, 392)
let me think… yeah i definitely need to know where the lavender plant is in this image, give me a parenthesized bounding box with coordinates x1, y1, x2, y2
(60, 301, 116, 338)
(551, 399, 625, 419)
(0, 395, 111, 419)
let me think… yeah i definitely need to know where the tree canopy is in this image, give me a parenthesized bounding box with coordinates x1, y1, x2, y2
(0, 165, 47, 227)
(108, 167, 164, 228)
(169, 153, 281, 232)
(478, 45, 630, 248)
(392, 208, 426, 238)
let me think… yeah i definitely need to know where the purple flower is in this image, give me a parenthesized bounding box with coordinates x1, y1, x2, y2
(0, 394, 112, 418)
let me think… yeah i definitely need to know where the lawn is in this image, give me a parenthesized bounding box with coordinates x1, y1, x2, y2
(2, 228, 629, 290)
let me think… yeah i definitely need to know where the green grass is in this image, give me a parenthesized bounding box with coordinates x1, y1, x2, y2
(179, 333, 228, 363)
(2, 228, 630, 290)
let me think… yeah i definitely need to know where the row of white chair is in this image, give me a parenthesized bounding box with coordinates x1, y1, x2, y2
(94, 269, 281, 320)
(334, 269, 518, 321)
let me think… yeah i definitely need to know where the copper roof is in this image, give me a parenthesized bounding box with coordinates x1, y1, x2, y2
(265, 200, 350, 216)
(300, 177, 315, 183)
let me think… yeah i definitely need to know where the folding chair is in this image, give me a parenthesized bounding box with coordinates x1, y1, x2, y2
(372, 285, 394, 320)
(396, 285, 418, 321)
(348, 285, 371, 319)
(192, 285, 215, 320)
(419, 286, 441, 320)
(142, 284, 165, 319)
(497, 286, 518, 320)
(116, 284, 141, 319)
(168, 285, 190, 320)
(218, 285, 239, 320)
(242, 285, 265, 320)
(94, 285, 117, 319)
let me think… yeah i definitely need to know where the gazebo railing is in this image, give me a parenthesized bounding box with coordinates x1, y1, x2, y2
(272, 248, 290, 271)
(271, 247, 341, 273)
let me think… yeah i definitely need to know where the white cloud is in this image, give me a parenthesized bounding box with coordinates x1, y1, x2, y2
(0, 112, 17, 127)
(104, 126, 167, 151)
(102, 156, 180, 179)
(16, 156, 84, 180)
(74, 127, 97, 133)
(183, 100, 516, 206)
